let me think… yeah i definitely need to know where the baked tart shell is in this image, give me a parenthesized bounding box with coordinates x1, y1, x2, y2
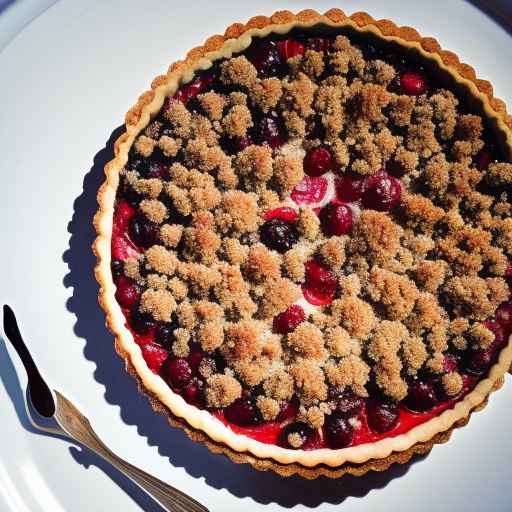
(93, 8, 512, 477)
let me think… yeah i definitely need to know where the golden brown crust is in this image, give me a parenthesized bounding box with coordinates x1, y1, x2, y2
(93, 9, 512, 478)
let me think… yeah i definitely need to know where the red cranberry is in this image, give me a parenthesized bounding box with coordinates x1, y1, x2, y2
(111, 259, 124, 279)
(165, 358, 192, 388)
(276, 399, 298, 422)
(264, 206, 298, 222)
(273, 305, 305, 334)
(483, 320, 506, 347)
(404, 380, 438, 412)
(130, 309, 156, 335)
(366, 399, 399, 433)
(237, 135, 253, 151)
(182, 379, 205, 407)
(335, 390, 364, 417)
(303, 147, 334, 177)
(400, 71, 427, 95)
(278, 39, 305, 60)
(495, 304, 512, 332)
(362, 172, 401, 211)
(253, 114, 285, 148)
(335, 174, 366, 203)
(443, 354, 459, 373)
(279, 421, 314, 449)
(175, 73, 216, 103)
(187, 345, 205, 373)
(302, 260, 337, 306)
(324, 411, 354, 449)
(247, 40, 283, 77)
(476, 149, 493, 171)
(291, 176, 328, 205)
(129, 215, 159, 249)
(140, 343, 169, 374)
(114, 200, 136, 234)
(115, 276, 141, 309)
(320, 203, 353, 235)
(260, 218, 299, 253)
(224, 397, 260, 426)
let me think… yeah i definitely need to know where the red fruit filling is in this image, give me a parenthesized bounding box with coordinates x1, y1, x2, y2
(174, 73, 216, 103)
(278, 39, 305, 60)
(140, 343, 169, 374)
(303, 147, 335, 177)
(273, 305, 306, 334)
(264, 206, 298, 222)
(320, 203, 353, 235)
(302, 260, 337, 305)
(291, 176, 328, 205)
(400, 71, 428, 95)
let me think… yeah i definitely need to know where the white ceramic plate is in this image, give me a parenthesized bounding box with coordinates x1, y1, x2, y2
(1, 1, 512, 510)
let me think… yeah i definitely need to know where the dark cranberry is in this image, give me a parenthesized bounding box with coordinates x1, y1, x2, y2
(302, 260, 337, 306)
(111, 259, 124, 279)
(443, 354, 459, 373)
(115, 276, 141, 309)
(224, 397, 260, 426)
(305, 37, 331, 52)
(465, 347, 494, 375)
(404, 380, 438, 412)
(247, 39, 283, 77)
(122, 184, 143, 208)
(279, 421, 314, 449)
(320, 203, 353, 235)
(278, 39, 305, 60)
(276, 399, 298, 422)
(400, 71, 428, 95)
(303, 147, 334, 177)
(483, 320, 506, 347)
(264, 206, 298, 222)
(362, 172, 401, 211)
(260, 218, 299, 253)
(273, 305, 306, 334)
(140, 160, 168, 180)
(505, 264, 512, 282)
(495, 304, 512, 332)
(335, 174, 366, 202)
(237, 135, 253, 151)
(182, 379, 205, 406)
(291, 176, 328, 205)
(324, 411, 354, 449)
(335, 391, 363, 417)
(130, 309, 156, 335)
(187, 345, 205, 373)
(165, 358, 192, 388)
(253, 114, 285, 149)
(366, 399, 399, 433)
(129, 215, 159, 249)
(154, 323, 175, 349)
(140, 343, 169, 374)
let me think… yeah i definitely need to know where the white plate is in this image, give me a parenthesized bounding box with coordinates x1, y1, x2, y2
(1, 1, 512, 510)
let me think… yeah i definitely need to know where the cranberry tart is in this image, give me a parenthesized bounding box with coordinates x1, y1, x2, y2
(94, 9, 512, 478)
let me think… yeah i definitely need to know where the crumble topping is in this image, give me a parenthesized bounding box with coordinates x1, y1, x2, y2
(114, 30, 512, 432)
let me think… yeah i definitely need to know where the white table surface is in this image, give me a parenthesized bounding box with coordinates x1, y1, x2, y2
(1, 1, 511, 511)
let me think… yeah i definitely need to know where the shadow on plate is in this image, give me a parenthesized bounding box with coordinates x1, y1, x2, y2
(57, 126, 425, 509)
(468, 0, 512, 34)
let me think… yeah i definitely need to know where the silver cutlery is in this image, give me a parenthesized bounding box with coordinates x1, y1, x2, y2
(2, 304, 209, 512)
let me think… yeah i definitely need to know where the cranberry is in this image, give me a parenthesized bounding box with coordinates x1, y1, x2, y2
(114, 200, 136, 234)
(260, 218, 299, 253)
(465, 347, 494, 375)
(247, 40, 283, 77)
(495, 304, 512, 332)
(291, 176, 328, 205)
(404, 380, 438, 412)
(335, 174, 366, 203)
(182, 379, 205, 407)
(400, 71, 428, 95)
(130, 309, 156, 335)
(140, 343, 169, 374)
(483, 320, 506, 347)
(187, 345, 205, 373)
(253, 114, 285, 149)
(303, 147, 334, 177)
(505, 264, 512, 282)
(302, 260, 337, 306)
(264, 206, 298, 222)
(174, 73, 216, 103)
(276, 399, 298, 422)
(273, 305, 306, 334)
(335, 391, 364, 417)
(324, 411, 354, 449)
(362, 172, 401, 211)
(237, 135, 253, 151)
(224, 397, 260, 426)
(320, 203, 353, 235)
(122, 184, 143, 208)
(140, 160, 168, 180)
(306, 37, 331, 52)
(111, 259, 124, 279)
(165, 358, 192, 388)
(366, 400, 399, 433)
(279, 421, 314, 449)
(278, 39, 305, 60)
(129, 215, 159, 249)
(443, 354, 459, 373)
(115, 276, 141, 309)
(476, 149, 493, 171)
(154, 322, 175, 349)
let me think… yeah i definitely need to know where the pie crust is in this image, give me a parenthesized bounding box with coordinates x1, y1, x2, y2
(93, 8, 512, 476)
